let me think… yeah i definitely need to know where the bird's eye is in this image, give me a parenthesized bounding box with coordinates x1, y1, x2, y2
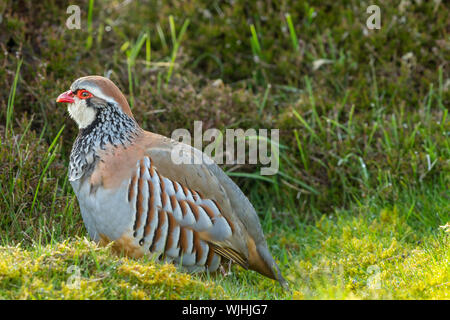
(77, 89, 93, 99)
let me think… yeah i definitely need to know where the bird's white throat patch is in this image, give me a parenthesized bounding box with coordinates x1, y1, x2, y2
(68, 100, 97, 129)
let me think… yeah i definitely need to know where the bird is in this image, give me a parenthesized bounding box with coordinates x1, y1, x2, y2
(56, 75, 288, 289)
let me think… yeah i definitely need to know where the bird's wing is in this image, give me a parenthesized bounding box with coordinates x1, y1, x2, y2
(142, 132, 287, 287)
(127, 154, 249, 269)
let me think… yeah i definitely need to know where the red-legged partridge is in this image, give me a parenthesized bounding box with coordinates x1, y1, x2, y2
(56, 76, 288, 289)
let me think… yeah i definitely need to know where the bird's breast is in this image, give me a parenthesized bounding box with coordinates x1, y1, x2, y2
(71, 178, 135, 243)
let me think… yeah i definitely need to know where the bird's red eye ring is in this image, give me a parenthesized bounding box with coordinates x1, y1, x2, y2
(77, 89, 93, 99)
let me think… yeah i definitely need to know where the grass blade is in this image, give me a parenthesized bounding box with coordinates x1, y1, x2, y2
(6, 59, 23, 138)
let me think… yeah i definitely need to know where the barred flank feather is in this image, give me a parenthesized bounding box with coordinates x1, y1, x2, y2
(126, 156, 241, 272)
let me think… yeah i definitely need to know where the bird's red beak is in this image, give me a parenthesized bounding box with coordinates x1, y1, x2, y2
(56, 90, 75, 103)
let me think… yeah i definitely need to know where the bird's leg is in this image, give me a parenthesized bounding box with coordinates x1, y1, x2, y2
(219, 259, 233, 277)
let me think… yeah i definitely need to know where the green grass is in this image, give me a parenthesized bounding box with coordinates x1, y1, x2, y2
(0, 0, 448, 299)
(0, 183, 447, 299)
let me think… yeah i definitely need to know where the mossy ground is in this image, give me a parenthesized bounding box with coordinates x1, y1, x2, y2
(0, 1, 449, 299)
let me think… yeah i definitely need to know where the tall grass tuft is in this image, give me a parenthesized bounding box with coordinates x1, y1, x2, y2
(249, 24, 268, 85)
(166, 16, 190, 85)
(30, 125, 65, 212)
(249, 24, 263, 59)
(125, 33, 148, 108)
(86, 0, 94, 50)
(6, 59, 22, 138)
(145, 30, 151, 66)
(285, 13, 299, 52)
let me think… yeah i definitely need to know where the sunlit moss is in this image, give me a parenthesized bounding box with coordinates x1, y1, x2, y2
(284, 208, 449, 299)
(0, 238, 224, 299)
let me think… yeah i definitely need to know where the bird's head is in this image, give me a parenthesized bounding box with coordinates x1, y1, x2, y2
(56, 76, 134, 129)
